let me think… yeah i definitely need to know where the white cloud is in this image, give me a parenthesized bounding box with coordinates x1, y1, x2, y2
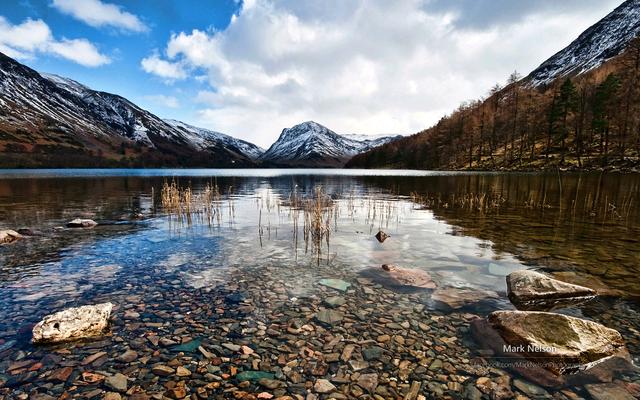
(0, 16, 110, 67)
(141, 0, 622, 147)
(141, 53, 186, 80)
(48, 38, 111, 67)
(144, 94, 180, 109)
(51, 0, 148, 33)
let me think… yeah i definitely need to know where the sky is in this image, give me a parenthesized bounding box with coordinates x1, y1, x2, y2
(0, 0, 624, 148)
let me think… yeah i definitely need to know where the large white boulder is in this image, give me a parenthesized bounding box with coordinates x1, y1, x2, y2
(487, 310, 625, 374)
(32, 303, 113, 343)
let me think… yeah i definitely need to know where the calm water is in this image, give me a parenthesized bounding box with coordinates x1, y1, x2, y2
(0, 169, 639, 398)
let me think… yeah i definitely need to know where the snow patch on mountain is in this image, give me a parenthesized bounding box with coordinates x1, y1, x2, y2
(527, 0, 640, 86)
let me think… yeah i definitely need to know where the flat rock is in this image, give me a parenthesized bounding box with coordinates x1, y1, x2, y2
(116, 349, 138, 363)
(318, 278, 351, 292)
(172, 338, 202, 352)
(314, 378, 336, 393)
(323, 296, 346, 308)
(151, 365, 175, 376)
(0, 229, 22, 245)
(431, 287, 498, 309)
(32, 303, 113, 343)
(357, 373, 378, 393)
(507, 270, 596, 310)
(105, 373, 128, 392)
(66, 218, 98, 228)
(488, 310, 626, 375)
(381, 264, 436, 289)
(236, 371, 275, 382)
(585, 383, 636, 400)
(315, 309, 344, 325)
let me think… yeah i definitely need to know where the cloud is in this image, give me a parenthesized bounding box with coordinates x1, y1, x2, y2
(141, 53, 186, 80)
(51, 0, 148, 33)
(48, 38, 111, 67)
(0, 16, 110, 67)
(141, 0, 622, 147)
(143, 94, 180, 108)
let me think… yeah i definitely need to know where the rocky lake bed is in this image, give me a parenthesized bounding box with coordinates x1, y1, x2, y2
(0, 170, 639, 399)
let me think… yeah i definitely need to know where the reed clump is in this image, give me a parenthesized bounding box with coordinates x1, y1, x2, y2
(159, 180, 224, 226)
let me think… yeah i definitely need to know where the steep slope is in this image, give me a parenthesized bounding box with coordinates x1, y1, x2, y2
(260, 121, 401, 167)
(348, 0, 640, 171)
(164, 119, 264, 159)
(527, 0, 640, 86)
(0, 52, 258, 167)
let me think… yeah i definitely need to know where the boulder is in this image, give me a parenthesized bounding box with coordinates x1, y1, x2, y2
(32, 303, 113, 343)
(431, 287, 498, 309)
(66, 219, 98, 228)
(375, 230, 389, 243)
(0, 230, 22, 244)
(381, 264, 436, 289)
(471, 315, 635, 388)
(507, 270, 596, 310)
(488, 310, 626, 374)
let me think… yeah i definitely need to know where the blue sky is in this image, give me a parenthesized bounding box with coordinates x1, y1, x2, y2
(0, 0, 624, 147)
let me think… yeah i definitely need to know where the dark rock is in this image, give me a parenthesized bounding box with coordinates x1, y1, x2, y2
(375, 230, 389, 243)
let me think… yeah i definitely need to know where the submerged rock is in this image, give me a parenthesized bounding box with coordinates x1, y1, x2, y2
(236, 371, 275, 382)
(507, 270, 596, 310)
(431, 287, 498, 309)
(375, 230, 389, 243)
(381, 264, 436, 289)
(16, 228, 43, 236)
(32, 303, 113, 343)
(315, 309, 344, 325)
(318, 278, 351, 292)
(66, 218, 98, 228)
(488, 310, 626, 374)
(0, 229, 22, 244)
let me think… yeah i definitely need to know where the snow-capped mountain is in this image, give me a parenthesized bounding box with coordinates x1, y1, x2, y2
(164, 119, 264, 159)
(527, 0, 640, 86)
(260, 121, 401, 167)
(0, 52, 259, 167)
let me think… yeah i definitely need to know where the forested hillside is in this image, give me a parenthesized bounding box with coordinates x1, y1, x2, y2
(347, 38, 640, 171)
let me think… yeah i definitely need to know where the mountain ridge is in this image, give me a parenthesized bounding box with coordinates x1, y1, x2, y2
(526, 0, 640, 86)
(0, 53, 397, 168)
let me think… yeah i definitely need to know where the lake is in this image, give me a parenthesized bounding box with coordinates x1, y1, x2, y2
(0, 169, 639, 399)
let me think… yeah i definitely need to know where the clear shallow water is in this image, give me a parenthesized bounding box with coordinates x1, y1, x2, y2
(0, 169, 639, 398)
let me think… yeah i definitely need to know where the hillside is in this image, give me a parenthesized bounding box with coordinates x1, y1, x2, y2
(0, 52, 260, 168)
(348, 0, 640, 171)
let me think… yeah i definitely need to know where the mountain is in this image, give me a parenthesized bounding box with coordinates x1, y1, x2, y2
(348, 0, 640, 171)
(0, 52, 259, 168)
(164, 119, 264, 159)
(527, 0, 640, 86)
(260, 121, 401, 167)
